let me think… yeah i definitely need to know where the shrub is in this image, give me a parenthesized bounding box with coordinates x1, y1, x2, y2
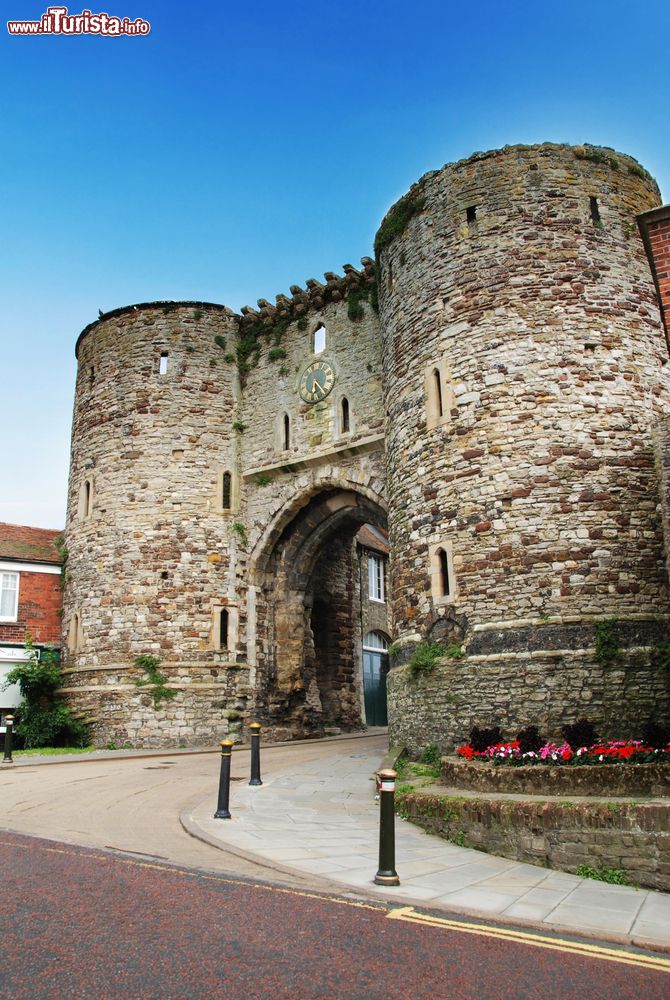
(419, 743, 441, 766)
(469, 725, 503, 753)
(641, 720, 670, 749)
(562, 718, 597, 749)
(4, 637, 88, 749)
(516, 725, 544, 753)
(595, 617, 619, 663)
(576, 864, 631, 886)
(133, 654, 178, 709)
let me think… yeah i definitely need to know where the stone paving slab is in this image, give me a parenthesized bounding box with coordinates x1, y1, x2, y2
(185, 745, 670, 952)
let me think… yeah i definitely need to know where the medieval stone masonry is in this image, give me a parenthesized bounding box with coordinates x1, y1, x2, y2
(62, 143, 670, 749)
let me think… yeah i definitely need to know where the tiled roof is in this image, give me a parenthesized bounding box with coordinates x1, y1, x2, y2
(0, 522, 64, 564)
(356, 523, 389, 556)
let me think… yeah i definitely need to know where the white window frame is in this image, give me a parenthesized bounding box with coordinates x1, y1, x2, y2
(0, 572, 19, 622)
(367, 554, 385, 604)
(363, 631, 388, 652)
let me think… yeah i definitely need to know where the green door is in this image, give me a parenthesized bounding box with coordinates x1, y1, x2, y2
(363, 633, 388, 726)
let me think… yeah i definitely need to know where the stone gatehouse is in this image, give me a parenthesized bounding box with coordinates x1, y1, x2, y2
(62, 143, 670, 749)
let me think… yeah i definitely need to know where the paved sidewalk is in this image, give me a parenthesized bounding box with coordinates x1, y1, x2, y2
(184, 740, 670, 952)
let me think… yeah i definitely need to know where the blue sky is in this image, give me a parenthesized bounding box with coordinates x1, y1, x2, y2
(2, 0, 670, 527)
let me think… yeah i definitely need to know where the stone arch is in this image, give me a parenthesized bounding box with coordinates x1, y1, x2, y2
(250, 472, 387, 576)
(250, 477, 388, 737)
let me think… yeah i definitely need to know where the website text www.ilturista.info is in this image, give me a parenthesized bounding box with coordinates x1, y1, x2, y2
(7, 6, 151, 36)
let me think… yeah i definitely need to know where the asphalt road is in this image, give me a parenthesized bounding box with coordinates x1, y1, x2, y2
(0, 739, 371, 888)
(1, 830, 669, 999)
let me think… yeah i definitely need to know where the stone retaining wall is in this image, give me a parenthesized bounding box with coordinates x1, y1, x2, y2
(396, 791, 670, 891)
(61, 662, 250, 748)
(441, 758, 670, 797)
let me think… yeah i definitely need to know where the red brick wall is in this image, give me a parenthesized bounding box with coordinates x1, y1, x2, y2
(0, 571, 62, 646)
(639, 206, 670, 345)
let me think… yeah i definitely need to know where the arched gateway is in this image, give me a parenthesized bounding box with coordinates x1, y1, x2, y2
(250, 486, 388, 737)
(63, 143, 670, 750)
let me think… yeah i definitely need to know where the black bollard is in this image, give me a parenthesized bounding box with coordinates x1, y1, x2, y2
(2, 714, 14, 765)
(248, 722, 263, 786)
(214, 739, 234, 819)
(374, 768, 400, 885)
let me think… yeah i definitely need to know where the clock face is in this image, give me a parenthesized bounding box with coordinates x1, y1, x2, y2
(299, 360, 336, 404)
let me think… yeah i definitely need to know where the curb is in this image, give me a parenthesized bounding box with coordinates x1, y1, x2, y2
(182, 798, 670, 955)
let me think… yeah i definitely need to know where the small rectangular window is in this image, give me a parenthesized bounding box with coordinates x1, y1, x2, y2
(590, 197, 601, 224)
(466, 205, 477, 225)
(159, 353, 169, 375)
(0, 572, 19, 621)
(219, 609, 229, 650)
(222, 472, 232, 510)
(368, 554, 385, 603)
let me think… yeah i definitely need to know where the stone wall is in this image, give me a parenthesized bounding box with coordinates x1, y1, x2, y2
(63, 302, 247, 745)
(652, 413, 670, 588)
(64, 266, 386, 745)
(378, 143, 670, 748)
(387, 643, 670, 757)
(378, 144, 669, 643)
(396, 791, 670, 892)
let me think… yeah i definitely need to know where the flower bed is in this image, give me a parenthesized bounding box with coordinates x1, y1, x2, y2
(457, 738, 670, 767)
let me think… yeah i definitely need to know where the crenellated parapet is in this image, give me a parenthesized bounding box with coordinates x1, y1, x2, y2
(239, 257, 377, 327)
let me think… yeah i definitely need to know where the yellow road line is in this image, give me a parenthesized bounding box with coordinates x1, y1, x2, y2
(387, 906, 670, 974)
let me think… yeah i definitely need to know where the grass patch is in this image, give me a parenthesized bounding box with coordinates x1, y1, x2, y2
(375, 183, 427, 257)
(13, 746, 96, 757)
(407, 641, 463, 677)
(576, 863, 633, 886)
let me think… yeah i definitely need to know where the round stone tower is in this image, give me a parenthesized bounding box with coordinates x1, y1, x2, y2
(378, 143, 670, 751)
(63, 302, 249, 747)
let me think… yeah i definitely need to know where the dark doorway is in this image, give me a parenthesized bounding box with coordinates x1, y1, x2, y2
(362, 631, 389, 726)
(255, 487, 388, 737)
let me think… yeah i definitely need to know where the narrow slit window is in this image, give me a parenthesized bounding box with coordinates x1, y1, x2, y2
(159, 352, 169, 375)
(466, 205, 477, 225)
(283, 414, 290, 450)
(313, 324, 326, 354)
(589, 197, 601, 224)
(433, 368, 444, 417)
(438, 548, 450, 597)
(70, 612, 80, 651)
(219, 609, 229, 650)
(82, 479, 92, 518)
(89, 366, 95, 386)
(341, 397, 350, 433)
(222, 472, 232, 510)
